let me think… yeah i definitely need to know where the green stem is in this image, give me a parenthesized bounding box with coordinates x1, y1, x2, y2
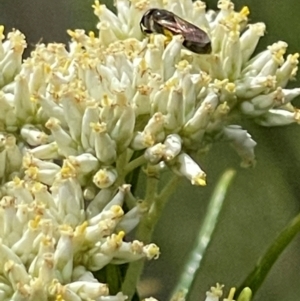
(170, 169, 236, 301)
(125, 150, 144, 196)
(139, 174, 181, 243)
(122, 174, 180, 300)
(124, 155, 147, 176)
(236, 210, 300, 297)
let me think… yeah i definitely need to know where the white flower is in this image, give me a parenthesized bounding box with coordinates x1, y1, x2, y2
(0, 0, 299, 299)
(0, 177, 158, 300)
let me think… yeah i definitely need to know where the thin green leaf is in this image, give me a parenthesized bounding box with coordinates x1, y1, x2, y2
(170, 169, 236, 301)
(237, 210, 300, 297)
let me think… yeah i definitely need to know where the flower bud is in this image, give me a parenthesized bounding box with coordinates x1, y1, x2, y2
(171, 153, 206, 186)
(93, 168, 118, 189)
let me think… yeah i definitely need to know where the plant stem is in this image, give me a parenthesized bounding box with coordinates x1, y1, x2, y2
(122, 174, 180, 300)
(139, 174, 181, 243)
(125, 155, 147, 176)
(236, 210, 300, 297)
(170, 169, 236, 301)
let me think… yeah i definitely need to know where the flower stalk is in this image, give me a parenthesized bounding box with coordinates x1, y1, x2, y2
(122, 174, 180, 300)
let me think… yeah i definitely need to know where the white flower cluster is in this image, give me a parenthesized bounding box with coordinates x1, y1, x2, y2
(93, 0, 300, 169)
(0, 0, 298, 300)
(0, 176, 159, 300)
(170, 284, 251, 301)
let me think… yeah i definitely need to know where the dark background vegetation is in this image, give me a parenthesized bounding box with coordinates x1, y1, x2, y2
(0, 0, 299, 300)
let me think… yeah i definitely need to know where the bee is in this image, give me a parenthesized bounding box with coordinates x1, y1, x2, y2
(140, 8, 211, 54)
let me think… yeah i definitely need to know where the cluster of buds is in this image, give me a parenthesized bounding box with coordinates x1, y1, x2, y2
(0, 0, 298, 300)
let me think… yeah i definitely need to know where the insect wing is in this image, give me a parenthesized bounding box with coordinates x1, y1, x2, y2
(152, 11, 187, 36)
(173, 15, 207, 42)
(140, 9, 211, 54)
(172, 15, 211, 54)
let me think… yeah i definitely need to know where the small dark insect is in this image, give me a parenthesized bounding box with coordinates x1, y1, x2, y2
(140, 8, 211, 54)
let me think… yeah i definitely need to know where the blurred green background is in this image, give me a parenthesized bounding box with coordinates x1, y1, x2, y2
(0, 0, 299, 300)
